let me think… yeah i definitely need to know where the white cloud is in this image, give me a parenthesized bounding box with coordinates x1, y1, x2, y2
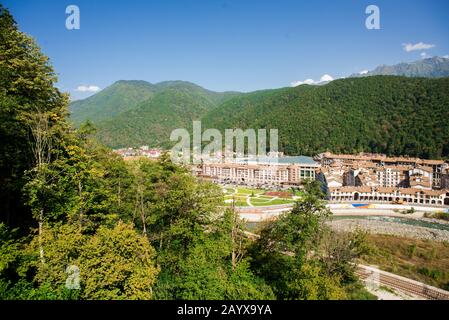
(443, 55, 449, 59)
(75, 85, 101, 92)
(359, 70, 369, 75)
(420, 52, 427, 59)
(291, 74, 334, 87)
(320, 74, 334, 82)
(290, 81, 302, 87)
(291, 79, 314, 87)
(402, 42, 435, 52)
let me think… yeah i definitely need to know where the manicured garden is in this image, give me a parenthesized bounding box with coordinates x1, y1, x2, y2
(223, 187, 298, 207)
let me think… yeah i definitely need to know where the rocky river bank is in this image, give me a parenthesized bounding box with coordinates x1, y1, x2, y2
(328, 218, 449, 242)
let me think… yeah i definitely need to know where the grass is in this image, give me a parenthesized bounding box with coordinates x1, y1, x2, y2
(379, 285, 397, 294)
(267, 199, 295, 205)
(257, 196, 277, 200)
(251, 202, 274, 207)
(345, 282, 378, 300)
(361, 234, 449, 290)
(224, 195, 246, 199)
(236, 187, 265, 195)
(222, 186, 299, 207)
(249, 199, 272, 204)
(224, 200, 249, 207)
(251, 200, 295, 207)
(224, 188, 235, 194)
(424, 211, 449, 221)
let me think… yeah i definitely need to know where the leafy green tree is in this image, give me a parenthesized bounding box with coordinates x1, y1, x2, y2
(24, 221, 159, 300)
(319, 229, 369, 283)
(154, 207, 274, 300)
(0, 5, 69, 229)
(79, 222, 159, 300)
(249, 188, 363, 300)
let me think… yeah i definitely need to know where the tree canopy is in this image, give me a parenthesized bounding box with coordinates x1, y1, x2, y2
(0, 6, 373, 301)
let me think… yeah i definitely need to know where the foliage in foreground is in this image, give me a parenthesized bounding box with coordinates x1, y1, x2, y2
(0, 5, 369, 300)
(248, 182, 370, 300)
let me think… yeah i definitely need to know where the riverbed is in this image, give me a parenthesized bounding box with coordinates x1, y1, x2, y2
(329, 216, 449, 242)
(245, 214, 449, 242)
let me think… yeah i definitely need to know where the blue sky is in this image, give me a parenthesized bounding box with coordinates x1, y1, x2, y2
(3, 0, 449, 100)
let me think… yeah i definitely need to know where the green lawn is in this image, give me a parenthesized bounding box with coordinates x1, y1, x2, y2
(224, 187, 235, 194)
(222, 186, 298, 207)
(224, 200, 249, 207)
(257, 196, 276, 200)
(267, 199, 295, 205)
(224, 196, 247, 201)
(249, 198, 272, 204)
(236, 187, 265, 195)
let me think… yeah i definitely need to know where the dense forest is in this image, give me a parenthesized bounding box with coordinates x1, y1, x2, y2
(95, 85, 235, 148)
(70, 80, 240, 148)
(0, 6, 371, 300)
(203, 76, 449, 159)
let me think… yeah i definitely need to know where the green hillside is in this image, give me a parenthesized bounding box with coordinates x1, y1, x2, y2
(69, 80, 240, 148)
(202, 76, 449, 159)
(70, 80, 157, 124)
(71, 76, 449, 159)
(151, 80, 240, 105)
(94, 86, 234, 148)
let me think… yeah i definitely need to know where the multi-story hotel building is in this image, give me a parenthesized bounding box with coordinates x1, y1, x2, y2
(317, 152, 449, 207)
(320, 152, 448, 188)
(375, 166, 407, 188)
(200, 156, 319, 187)
(441, 169, 449, 189)
(329, 186, 449, 206)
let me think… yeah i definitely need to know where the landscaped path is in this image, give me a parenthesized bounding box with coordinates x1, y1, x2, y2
(223, 186, 297, 208)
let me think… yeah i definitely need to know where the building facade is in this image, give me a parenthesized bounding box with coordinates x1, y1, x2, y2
(441, 170, 449, 189)
(329, 186, 449, 206)
(200, 156, 319, 187)
(320, 152, 447, 188)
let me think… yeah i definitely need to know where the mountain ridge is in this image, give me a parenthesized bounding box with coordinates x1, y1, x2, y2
(351, 56, 449, 78)
(69, 58, 449, 157)
(202, 76, 449, 159)
(69, 80, 241, 126)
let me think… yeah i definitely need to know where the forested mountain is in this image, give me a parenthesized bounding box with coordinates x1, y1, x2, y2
(70, 80, 157, 124)
(69, 80, 240, 148)
(96, 87, 224, 148)
(202, 76, 449, 159)
(69, 56, 449, 156)
(351, 56, 449, 78)
(71, 73, 449, 159)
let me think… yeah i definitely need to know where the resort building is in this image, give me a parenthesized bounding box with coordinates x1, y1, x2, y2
(200, 156, 319, 187)
(375, 166, 408, 188)
(320, 152, 447, 188)
(441, 170, 449, 189)
(329, 186, 449, 206)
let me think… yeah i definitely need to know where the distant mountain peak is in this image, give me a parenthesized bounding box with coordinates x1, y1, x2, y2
(69, 79, 242, 145)
(351, 56, 449, 78)
(113, 80, 153, 85)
